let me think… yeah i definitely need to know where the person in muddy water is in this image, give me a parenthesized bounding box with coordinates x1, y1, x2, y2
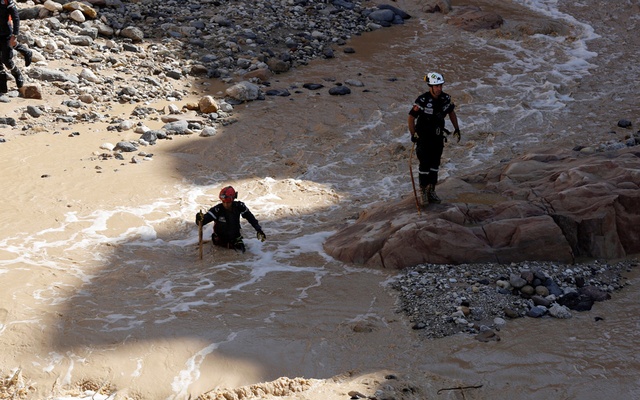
(0, 0, 26, 93)
(407, 71, 461, 205)
(195, 186, 266, 253)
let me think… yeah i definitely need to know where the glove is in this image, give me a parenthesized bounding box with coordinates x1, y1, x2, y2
(256, 230, 266, 242)
(453, 128, 461, 143)
(195, 211, 203, 226)
(234, 237, 246, 253)
(410, 132, 419, 143)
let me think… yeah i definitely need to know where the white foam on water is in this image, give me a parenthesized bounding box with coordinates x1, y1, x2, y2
(168, 332, 238, 400)
(401, 1, 603, 183)
(344, 109, 385, 139)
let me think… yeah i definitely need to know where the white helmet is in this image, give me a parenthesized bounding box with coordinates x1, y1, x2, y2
(425, 72, 445, 86)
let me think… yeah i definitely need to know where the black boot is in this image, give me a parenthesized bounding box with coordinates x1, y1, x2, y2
(15, 43, 32, 67)
(0, 71, 7, 94)
(11, 67, 24, 89)
(24, 49, 33, 67)
(427, 184, 442, 204)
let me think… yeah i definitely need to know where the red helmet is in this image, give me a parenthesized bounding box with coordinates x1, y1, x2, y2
(219, 186, 237, 203)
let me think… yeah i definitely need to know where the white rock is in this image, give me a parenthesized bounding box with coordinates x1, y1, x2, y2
(43, 0, 63, 12)
(134, 125, 150, 134)
(549, 303, 572, 319)
(44, 40, 58, 53)
(168, 104, 180, 114)
(80, 68, 102, 83)
(70, 10, 86, 23)
(225, 81, 260, 101)
(200, 127, 217, 137)
(119, 120, 134, 131)
(493, 317, 506, 328)
(218, 101, 234, 113)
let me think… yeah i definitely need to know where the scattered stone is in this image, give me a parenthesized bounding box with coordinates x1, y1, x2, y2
(140, 131, 158, 145)
(509, 273, 527, 288)
(329, 85, 351, 96)
(114, 141, 137, 152)
(120, 26, 144, 42)
(503, 308, 520, 319)
(531, 295, 551, 308)
(0, 117, 17, 126)
(199, 127, 217, 137)
(526, 306, 547, 318)
(265, 89, 291, 97)
(19, 84, 42, 99)
(535, 285, 549, 296)
(617, 119, 632, 128)
(352, 322, 374, 333)
(475, 329, 500, 342)
(345, 79, 365, 87)
(225, 81, 260, 102)
(579, 285, 611, 302)
(548, 303, 572, 319)
(198, 96, 218, 114)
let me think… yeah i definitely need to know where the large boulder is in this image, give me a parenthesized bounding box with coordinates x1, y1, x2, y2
(324, 148, 640, 268)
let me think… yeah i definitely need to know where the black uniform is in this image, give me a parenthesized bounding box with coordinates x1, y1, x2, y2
(196, 201, 262, 252)
(408, 91, 455, 187)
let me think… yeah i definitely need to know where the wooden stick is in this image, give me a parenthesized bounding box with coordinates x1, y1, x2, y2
(409, 141, 421, 215)
(437, 384, 483, 395)
(198, 210, 204, 260)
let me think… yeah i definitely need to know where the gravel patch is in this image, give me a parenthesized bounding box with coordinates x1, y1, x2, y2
(390, 259, 638, 339)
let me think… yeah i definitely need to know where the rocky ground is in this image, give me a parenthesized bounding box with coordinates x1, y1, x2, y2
(3, 0, 407, 103)
(2, 0, 414, 152)
(391, 259, 638, 340)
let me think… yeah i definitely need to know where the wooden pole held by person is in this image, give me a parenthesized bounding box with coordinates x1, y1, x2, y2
(409, 142, 421, 215)
(198, 210, 204, 260)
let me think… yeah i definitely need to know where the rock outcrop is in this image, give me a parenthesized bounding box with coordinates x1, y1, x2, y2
(324, 147, 640, 269)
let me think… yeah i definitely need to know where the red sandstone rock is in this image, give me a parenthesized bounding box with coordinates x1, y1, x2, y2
(324, 148, 640, 268)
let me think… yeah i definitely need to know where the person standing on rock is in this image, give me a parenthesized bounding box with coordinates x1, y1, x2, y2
(407, 72, 461, 205)
(0, 0, 25, 94)
(195, 186, 266, 254)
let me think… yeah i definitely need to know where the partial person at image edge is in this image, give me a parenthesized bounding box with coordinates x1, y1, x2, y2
(0, 0, 28, 94)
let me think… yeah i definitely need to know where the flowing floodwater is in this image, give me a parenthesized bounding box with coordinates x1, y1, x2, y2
(1, 0, 639, 398)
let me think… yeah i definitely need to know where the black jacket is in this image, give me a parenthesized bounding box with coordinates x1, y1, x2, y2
(0, 0, 19, 37)
(197, 201, 262, 244)
(408, 91, 455, 138)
